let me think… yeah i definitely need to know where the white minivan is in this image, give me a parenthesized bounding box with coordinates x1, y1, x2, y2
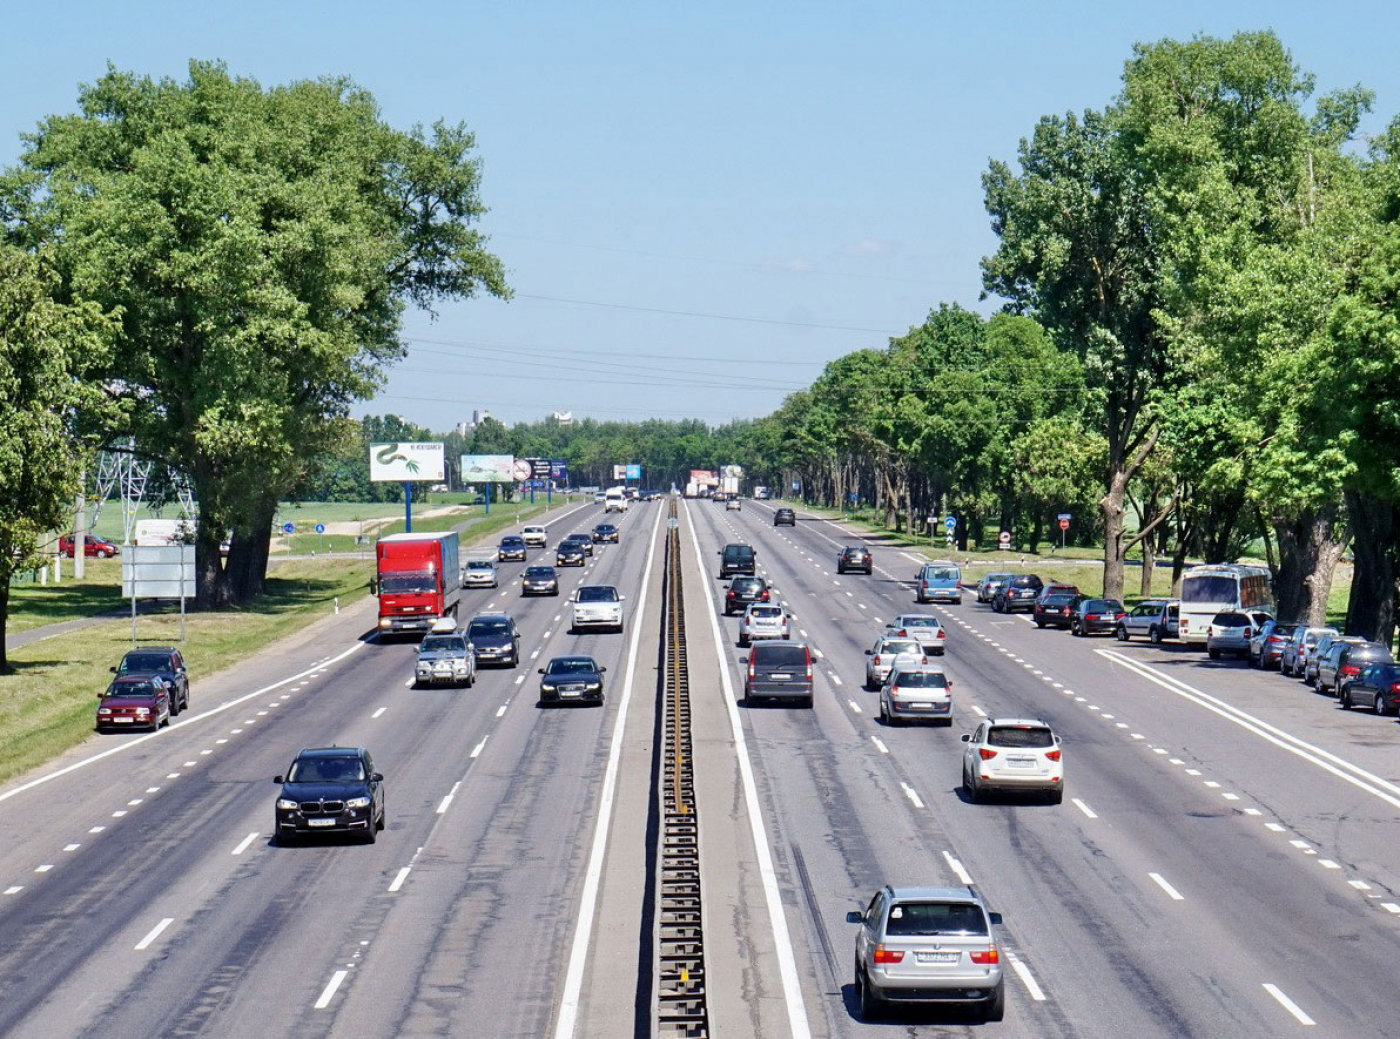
(604, 487, 629, 513)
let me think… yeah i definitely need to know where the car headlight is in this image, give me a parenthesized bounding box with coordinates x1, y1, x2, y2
(541, 683, 557, 694)
(135, 707, 151, 715)
(345, 796, 371, 809)
(276, 798, 298, 810)
(97, 708, 111, 715)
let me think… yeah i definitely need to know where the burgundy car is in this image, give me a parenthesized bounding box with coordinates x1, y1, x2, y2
(59, 533, 120, 559)
(96, 677, 172, 732)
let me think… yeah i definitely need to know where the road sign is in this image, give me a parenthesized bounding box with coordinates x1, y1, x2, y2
(998, 531, 1011, 551)
(944, 515, 957, 530)
(314, 523, 326, 534)
(282, 522, 295, 534)
(1058, 518, 1070, 531)
(511, 459, 531, 481)
(1057, 512, 1072, 521)
(791, 481, 800, 491)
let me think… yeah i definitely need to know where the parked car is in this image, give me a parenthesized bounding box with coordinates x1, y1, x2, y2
(273, 746, 384, 844)
(112, 646, 189, 714)
(739, 603, 790, 646)
(718, 543, 757, 578)
(1034, 592, 1080, 629)
(1305, 631, 1357, 686)
(522, 525, 548, 548)
(724, 575, 771, 615)
(1339, 662, 1400, 715)
(1281, 626, 1337, 678)
(884, 614, 946, 655)
(1317, 640, 1394, 696)
(465, 613, 521, 667)
(864, 636, 928, 690)
(916, 562, 962, 604)
(1249, 620, 1300, 669)
(521, 565, 560, 597)
(1206, 610, 1273, 660)
(538, 655, 606, 705)
(59, 533, 121, 559)
(878, 666, 953, 726)
(743, 640, 813, 707)
(976, 573, 1014, 604)
(497, 536, 527, 562)
(556, 541, 586, 567)
(992, 574, 1044, 613)
(773, 508, 796, 527)
(1034, 582, 1079, 606)
(848, 885, 1004, 1021)
(591, 524, 620, 544)
(572, 585, 625, 633)
(414, 628, 477, 688)
(96, 676, 173, 732)
(1115, 599, 1172, 641)
(461, 559, 499, 588)
(1071, 598, 1125, 637)
(961, 718, 1064, 803)
(837, 546, 873, 575)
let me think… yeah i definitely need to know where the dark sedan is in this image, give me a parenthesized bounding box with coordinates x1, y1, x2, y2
(521, 565, 560, 596)
(112, 645, 189, 714)
(466, 613, 521, 667)
(497, 536, 527, 562)
(1033, 593, 1080, 629)
(724, 575, 771, 615)
(591, 524, 620, 544)
(556, 542, 586, 567)
(1340, 662, 1400, 715)
(564, 533, 594, 557)
(837, 547, 873, 575)
(1070, 598, 1125, 637)
(96, 676, 173, 732)
(274, 746, 385, 844)
(538, 655, 607, 705)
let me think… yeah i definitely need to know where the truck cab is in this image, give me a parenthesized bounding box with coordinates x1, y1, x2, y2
(375, 532, 461, 635)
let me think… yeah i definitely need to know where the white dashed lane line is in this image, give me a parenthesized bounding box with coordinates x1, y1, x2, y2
(372, 707, 387, 719)
(134, 917, 175, 951)
(942, 850, 973, 885)
(1071, 798, 1097, 819)
(314, 970, 349, 1010)
(900, 783, 925, 809)
(1262, 983, 1315, 1026)
(388, 866, 412, 893)
(231, 832, 260, 856)
(1148, 872, 1185, 901)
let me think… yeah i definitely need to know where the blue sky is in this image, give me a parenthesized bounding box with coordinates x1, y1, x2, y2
(4, 1, 1397, 430)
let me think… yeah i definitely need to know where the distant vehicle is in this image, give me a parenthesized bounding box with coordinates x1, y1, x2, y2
(1071, 598, 1125, 637)
(1033, 593, 1080, 629)
(604, 487, 629, 513)
(1178, 564, 1273, 646)
(992, 574, 1043, 613)
(837, 546, 872, 575)
(739, 603, 789, 646)
(497, 536, 527, 562)
(594, 492, 606, 504)
(374, 531, 461, 635)
(724, 575, 771, 615)
(743, 640, 813, 707)
(414, 629, 477, 688)
(561, 533, 594, 557)
(1340, 662, 1400, 715)
(718, 543, 756, 578)
(591, 524, 620, 544)
(878, 666, 953, 727)
(1317, 640, 1393, 696)
(916, 562, 961, 604)
(465, 613, 521, 667)
(753, 486, 770, 499)
(720, 472, 741, 498)
(1034, 582, 1079, 606)
(521, 565, 560, 597)
(59, 533, 120, 559)
(1206, 609, 1273, 659)
(848, 885, 1004, 1022)
(976, 573, 1014, 604)
(461, 559, 499, 589)
(884, 614, 946, 655)
(572, 585, 625, 633)
(556, 541, 586, 567)
(522, 525, 548, 548)
(1250, 620, 1300, 669)
(96, 676, 173, 732)
(726, 498, 742, 511)
(773, 508, 796, 527)
(961, 718, 1064, 804)
(1115, 599, 1173, 641)
(1280, 626, 1336, 678)
(865, 636, 928, 690)
(538, 655, 606, 706)
(274, 746, 384, 844)
(111, 646, 189, 714)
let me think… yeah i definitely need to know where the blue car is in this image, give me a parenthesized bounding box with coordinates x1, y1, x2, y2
(916, 562, 962, 605)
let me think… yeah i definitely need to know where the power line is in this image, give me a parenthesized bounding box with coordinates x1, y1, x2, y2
(517, 293, 906, 334)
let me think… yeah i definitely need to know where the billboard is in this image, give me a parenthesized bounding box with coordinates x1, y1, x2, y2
(121, 545, 195, 600)
(371, 442, 445, 482)
(689, 469, 718, 487)
(529, 458, 553, 479)
(626, 463, 642, 480)
(460, 454, 514, 484)
(550, 460, 569, 481)
(611, 464, 626, 480)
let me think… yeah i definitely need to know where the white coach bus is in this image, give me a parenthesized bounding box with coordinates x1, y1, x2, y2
(1177, 563, 1274, 646)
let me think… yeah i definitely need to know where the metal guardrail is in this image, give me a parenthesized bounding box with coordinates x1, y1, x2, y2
(655, 499, 709, 1037)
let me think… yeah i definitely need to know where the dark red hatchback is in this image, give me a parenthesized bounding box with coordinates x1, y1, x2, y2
(96, 677, 172, 732)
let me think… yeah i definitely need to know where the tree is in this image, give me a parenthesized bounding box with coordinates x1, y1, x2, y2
(1, 61, 507, 606)
(0, 246, 117, 670)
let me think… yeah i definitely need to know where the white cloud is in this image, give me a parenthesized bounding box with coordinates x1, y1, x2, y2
(849, 239, 892, 256)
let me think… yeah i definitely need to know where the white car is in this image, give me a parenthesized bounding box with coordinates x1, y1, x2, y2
(522, 525, 548, 548)
(961, 718, 1063, 803)
(726, 498, 742, 511)
(864, 636, 927, 690)
(739, 603, 789, 646)
(878, 666, 952, 726)
(461, 559, 499, 588)
(884, 614, 946, 656)
(572, 585, 625, 633)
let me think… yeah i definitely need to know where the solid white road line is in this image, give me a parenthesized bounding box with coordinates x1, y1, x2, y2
(1262, 983, 1315, 1026)
(230, 832, 259, 856)
(942, 850, 973, 885)
(1148, 872, 1185, 901)
(1071, 798, 1097, 819)
(134, 917, 174, 951)
(314, 970, 349, 1009)
(554, 503, 667, 1039)
(673, 501, 812, 1039)
(871, 737, 889, 754)
(1006, 951, 1047, 1001)
(388, 867, 411, 893)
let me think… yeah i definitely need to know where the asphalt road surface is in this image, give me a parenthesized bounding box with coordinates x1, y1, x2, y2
(3, 495, 1398, 1036)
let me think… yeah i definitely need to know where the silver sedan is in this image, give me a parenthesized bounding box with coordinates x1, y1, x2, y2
(864, 636, 927, 690)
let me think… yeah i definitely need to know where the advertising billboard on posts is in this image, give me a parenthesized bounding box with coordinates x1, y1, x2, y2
(612, 464, 628, 480)
(371, 442, 445, 482)
(460, 455, 515, 483)
(689, 469, 718, 488)
(626, 463, 642, 480)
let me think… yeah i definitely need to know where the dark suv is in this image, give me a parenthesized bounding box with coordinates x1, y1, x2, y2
(1317, 640, 1394, 696)
(837, 546, 872, 574)
(274, 747, 385, 844)
(743, 641, 813, 707)
(1071, 598, 1125, 637)
(724, 575, 771, 615)
(773, 508, 796, 527)
(111, 646, 189, 715)
(719, 543, 757, 578)
(992, 575, 1043, 613)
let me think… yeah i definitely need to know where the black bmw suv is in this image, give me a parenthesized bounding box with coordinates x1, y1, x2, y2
(274, 747, 385, 844)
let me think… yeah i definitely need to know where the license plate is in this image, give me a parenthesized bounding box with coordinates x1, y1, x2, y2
(561, 691, 581, 698)
(916, 951, 959, 963)
(1007, 757, 1035, 768)
(911, 702, 933, 709)
(113, 717, 134, 724)
(770, 673, 791, 680)
(307, 818, 336, 827)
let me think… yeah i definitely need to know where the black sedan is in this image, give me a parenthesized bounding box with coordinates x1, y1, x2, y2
(274, 746, 385, 845)
(1033, 593, 1080, 629)
(724, 575, 771, 616)
(521, 565, 560, 596)
(556, 542, 586, 567)
(592, 524, 620, 544)
(538, 655, 606, 706)
(773, 508, 796, 526)
(498, 536, 527, 562)
(562, 533, 594, 557)
(466, 613, 521, 667)
(1070, 598, 1125, 637)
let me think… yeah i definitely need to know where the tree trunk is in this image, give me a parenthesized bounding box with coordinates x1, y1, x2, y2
(1101, 467, 1130, 602)
(1344, 490, 1398, 642)
(0, 577, 10, 672)
(228, 496, 278, 603)
(1273, 502, 1345, 625)
(1140, 537, 1155, 597)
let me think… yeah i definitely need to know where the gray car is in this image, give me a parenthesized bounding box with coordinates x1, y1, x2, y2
(1115, 599, 1174, 642)
(1206, 610, 1273, 660)
(743, 640, 813, 707)
(878, 666, 953, 726)
(1316, 640, 1393, 695)
(1249, 620, 1299, 669)
(864, 636, 927, 690)
(1283, 626, 1337, 678)
(413, 631, 477, 688)
(848, 885, 1005, 1022)
(461, 559, 499, 589)
(976, 573, 1013, 604)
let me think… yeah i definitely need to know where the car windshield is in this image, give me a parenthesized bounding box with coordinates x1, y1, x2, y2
(988, 726, 1054, 748)
(1044, 594, 1076, 606)
(468, 619, 511, 636)
(880, 640, 921, 656)
(1182, 575, 1239, 603)
(288, 757, 365, 783)
(890, 672, 948, 688)
(381, 572, 436, 594)
(546, 659, 598, 676)
(559, 545, 581, 554)
(467, 562, 493, 571)
(754, 646, 807, 668)
(525, 567, 554, 578)
(885, 902, 987, 937)
(105, 682, 156, 698)
(501, 538, 524, 547)
(577, 587, 619, 602)
(421, 637, 466, 653)
(119, 653, 171, 672)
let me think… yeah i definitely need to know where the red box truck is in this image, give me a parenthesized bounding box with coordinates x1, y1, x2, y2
(374, 531, 461, 635)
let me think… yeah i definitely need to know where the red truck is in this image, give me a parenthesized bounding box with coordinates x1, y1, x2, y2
(374, 532, 461, 635)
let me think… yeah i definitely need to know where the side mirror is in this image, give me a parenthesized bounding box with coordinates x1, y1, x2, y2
(864, 649, 873, 656)
(273, 775, 284, 784)
(369, 579, 378, 595)
(845, 910, 864, 924)
(599, 666, 608, 673)
(739, 656, 749, 664)
(989, 912, 1003, 926)
(1054, 735, 1062, 744)
(538, 668, 546, 674)
(110, 666, 118, 673)
(371, 772, 384, 782)
(619, 595, 626, 601)
(960, 734, 971, 743)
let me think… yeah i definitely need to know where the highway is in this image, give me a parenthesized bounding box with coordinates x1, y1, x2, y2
(2, 495, 1399, 1036)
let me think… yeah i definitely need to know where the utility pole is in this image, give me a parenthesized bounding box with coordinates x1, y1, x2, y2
(74, 479, 87, 579)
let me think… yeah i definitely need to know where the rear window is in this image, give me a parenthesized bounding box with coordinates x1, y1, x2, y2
(898, 616, 940, 628)
(749, 606, 783, 619)
(1271, 624, 1299, 638)
(577, 586, 620, 602)
(753, 645, 808, 668)
(724, 545, 754, 560)
(119, 653, 172, 672)
(988, 726, 1054, 748)
(1349, 645, 1394, 662)
(885, 902, 987, 937)
(1213, 612, 1249, 626)
(880, 640, 921, 656)
(1084, 600, 1119, 613)
(1043, 594, 1076, 606)
(732, 578, 763, 592)
(1009, 576, 1043, 589)
(924, 566, 959, 580)
(890, 672, 948, 688)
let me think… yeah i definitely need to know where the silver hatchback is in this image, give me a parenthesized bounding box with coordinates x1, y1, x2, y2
(739, 603, 789, 647)
(879, 666, 953, 726)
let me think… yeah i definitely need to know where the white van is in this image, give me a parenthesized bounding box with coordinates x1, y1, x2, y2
(604, 487, 629, 513)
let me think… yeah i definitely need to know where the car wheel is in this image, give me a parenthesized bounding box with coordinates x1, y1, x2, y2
(1208, 648, 1220, 660)
(1341, 688, 1352, 709)
(1035, 619, 1046, 628)
(363, 822, 378, 844)
(96, 549, 109, 559)
(1048, 787, 1064, 805)
(1150, 625, 1162, 644)
(802, 696, 814, 709)
(377, 807, 386, 832)
(1116, 625, 1128, 641)
(738, 634, 750, 648)
(1377, 697, 1392, 717)
(857, 967, 884, 1022)
(1072, 622, 1083, 637)
(278, 830, 298, 847)
(984, 980, 1006, 1022)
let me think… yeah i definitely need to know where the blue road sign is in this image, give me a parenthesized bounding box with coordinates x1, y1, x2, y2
(314, 523, 326, 534)
(944, 515, 957, 530)
(282, 522, 295, 534)
(791, 480, 801, 491)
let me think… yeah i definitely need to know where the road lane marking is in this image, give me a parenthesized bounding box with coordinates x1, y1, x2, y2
(496, 703, 509, 718)
(1071, 798, 1097, 819)
(1006, 951, 1047, 1001)
(900, 782, 925, 809)
(1203, 780, 1221, 788)
(942, 850, 972, 885)
(35, 864, 52, 873)
(1262, 983, 1315, 1026)
(436, 794, 454, 814)
(1382, 903, 1400, 914)
(515, 675, 525, 685)
(1290, 839, 1311, 850)
(1243, 808, 1262, 816)
(471, 737, 489, 758)
(403, 678, 414, 688)
(112, 810, 127, 818)
(135, 917, 174, 950)
(88, 826, 104, 834)
(1266, 823, 1287, 832)
(3, 886, 21, 895)
(871, 737, 889, 754)
(231, 832, 260, 856)
(1148, 873, 1185, 900)
(847, 699, 862, 714)
(388, 867, 412, 893)
(1350, 880, 1372, 890)
(1185, 768, 1202, 775)
(372, 707, 387, 719)
(1319, 859, 1341, 870)
(63, 844, 79, 852)
(829, 672, 843, 686)
(314, 970, 349, 1009)
(971, 705, 987, 717)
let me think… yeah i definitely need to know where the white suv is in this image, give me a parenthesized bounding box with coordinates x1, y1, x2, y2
(739, 603, 789, 646)
(522, 526, 548, 548)
(571, 585, 624, 633)
(961, 718, 1063, 803)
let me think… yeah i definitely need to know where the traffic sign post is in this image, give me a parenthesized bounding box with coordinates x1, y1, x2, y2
(998, 530, 1011, 552)
(1058, 514, 1071, 549)
(315, 522, 326, 555)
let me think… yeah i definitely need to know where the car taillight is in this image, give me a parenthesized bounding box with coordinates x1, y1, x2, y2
(1390, 683, 1400, 693)
(873, 655, 882, 666)
(970, 948, 999, 964)
(1342, 664, 1360, 677)
(748, 660, 755, 679)
(897, 629, 907, 637)
(920, 656, 929, 665)
(872, 946, 904, 964)
(978, 748, 997, 761)
(1207, 626, 1214, 637)
(1116, 612, 1126, 621)
(1046, 749, 1061, 762)
(1243, 628, 1252, 638)
(761, 590, 770, 601)
(1087, 614, 1099, 621)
